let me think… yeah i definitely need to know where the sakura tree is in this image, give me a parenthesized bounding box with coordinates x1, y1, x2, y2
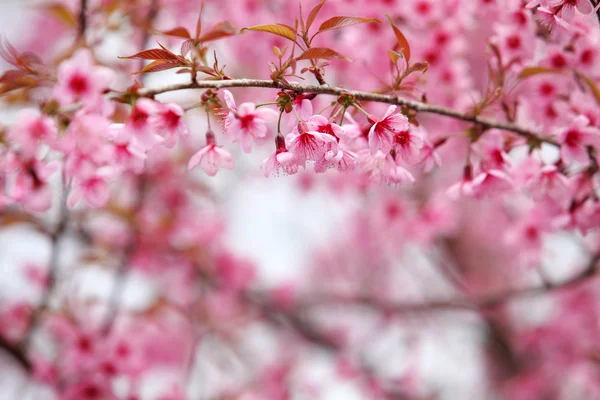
(2, 0, 600, 398)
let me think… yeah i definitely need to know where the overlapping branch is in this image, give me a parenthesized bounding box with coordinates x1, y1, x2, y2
(134, 79, 558, 146)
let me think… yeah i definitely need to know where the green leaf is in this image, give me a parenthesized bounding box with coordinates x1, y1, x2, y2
(317, 16, 379, 33)
(242, 24, 297, 42)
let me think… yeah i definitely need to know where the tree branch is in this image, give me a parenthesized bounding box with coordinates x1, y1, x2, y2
(0, 337, 30, 371)
(133, 79, 558, 146)
(309, 253, 600, 314)
(78, 0, 88, 40)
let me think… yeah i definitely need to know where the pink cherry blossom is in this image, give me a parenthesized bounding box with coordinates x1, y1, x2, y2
(223, 90, 277, 152)
(8, 109, 57, 156)
(367, 105, 410, 155)
(187, 131, 234, 176)
(556, 115, 600, 164)
(285, 121, 338, 166)
(53, 49, 114, 107)
(261, 135, 300, 177)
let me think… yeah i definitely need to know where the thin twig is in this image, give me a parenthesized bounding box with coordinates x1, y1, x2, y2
(133, 79, 558, 146)
(78, 0, 88, 40)
(0, 337, 30, 370)
(308, 253, 600, 314)
(23, 191, 69, 349)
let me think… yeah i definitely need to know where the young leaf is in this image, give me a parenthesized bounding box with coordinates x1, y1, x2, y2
(386, 15, 411, 62)
(317, 16, 379, 33)
(195, 2, 205, 39)
(198, 21, 236, 42)
(133, 60, 183, 74)
(296, 47, 348, 61)
(306, 0, 326, 32)
(181, 40, 195, 58)
(120, 48, 179, 61)
(157, 27, 192, 39)
(243, 24, 297, 42)
(518, 67, 561, 79)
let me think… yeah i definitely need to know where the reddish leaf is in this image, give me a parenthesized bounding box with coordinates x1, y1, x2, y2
(386, 15, 411, 62)
(306, 0, 326, 32)
(120, 48, 179, 61)
(157, 26, 192, 39)
(181, 39, 195, 57)
(133, 60, 182, 74)
(242, 24, 297, 42)
(195, 3, 205, 38)
(198, 21, 236, 42)
(518, 67, 561, 79)
(317, 16, 379, 33)
(296, 47, 348, 60)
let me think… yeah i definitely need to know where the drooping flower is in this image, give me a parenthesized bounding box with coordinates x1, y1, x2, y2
(261, 135, 300, 177)
(153, 103, 189, 149)
(285, 121, 338, 167)
(222, 90, 277, 153)
(187, 131, 234, 176)
(367, 106, 410, 155)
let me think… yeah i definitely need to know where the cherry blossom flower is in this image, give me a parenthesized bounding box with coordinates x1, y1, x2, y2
(556, 116, 600, 164)
(285, 121, 338, 166)
(367, 106, 410, 155)
(357, 149, 415, 185)
(187, 131, 234, 176)
(7, 109, 57, 156)
(153, 103, 189, 148)
(223, 90, 277, 153)
(53, 49, 114, 107)
(261, 135, 300, 177)
(391, 125, 425, 164)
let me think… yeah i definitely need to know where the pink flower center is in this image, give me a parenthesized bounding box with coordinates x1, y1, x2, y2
(81, 383, 101, 399)
(539, 82, 555, 96)
(415, 1, 431, 15)
(564, 128, 582, 147)
(506, 35, 521, 50)
(77, 336, 93, 352)
(550, 53, 567, 69)
(68, 73, 89, 96)
(394, 131, 410, 146)
(239, 114, 255, 129)
(163, 110, 181, 128)
(131, 108, 149, 128)
(580, 49, 594, 65)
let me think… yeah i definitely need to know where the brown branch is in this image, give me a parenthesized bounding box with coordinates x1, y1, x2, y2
(78, 0, 88, 40)
(23, 193, 69, 349)
(133, 79, 558, 146)
(0, 336, 30, 371)
(309, 253, 600, 314)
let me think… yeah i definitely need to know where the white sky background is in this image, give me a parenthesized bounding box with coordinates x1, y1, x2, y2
(0, 1, 591, 399)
